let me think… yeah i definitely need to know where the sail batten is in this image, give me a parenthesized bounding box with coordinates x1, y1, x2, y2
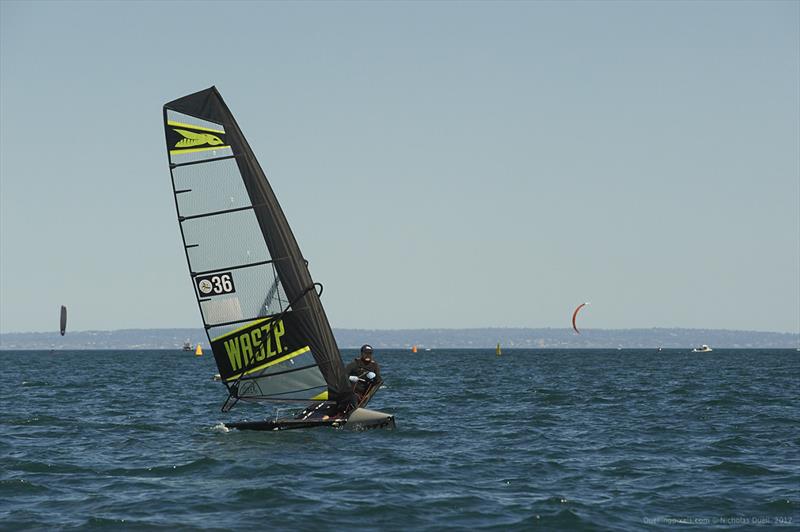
(191, 259, 277, 277)
(179, 204, 255, 222)
(163, 87, 349, 408)
(171, 154, 239, 169)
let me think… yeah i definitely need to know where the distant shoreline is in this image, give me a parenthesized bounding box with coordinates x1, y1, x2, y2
(1, 327, 797, 350)
(2, 348, 798, 352)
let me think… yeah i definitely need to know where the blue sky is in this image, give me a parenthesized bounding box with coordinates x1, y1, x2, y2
(1, 1, 798, 333)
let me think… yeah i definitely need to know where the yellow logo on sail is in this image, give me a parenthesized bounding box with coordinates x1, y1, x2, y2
(210, 317, 312, 381)
(173, 129, 224, 149)
(166, 120, 229, 155)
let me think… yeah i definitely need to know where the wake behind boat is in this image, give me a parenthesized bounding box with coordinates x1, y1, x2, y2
(163, 87, 394, 431)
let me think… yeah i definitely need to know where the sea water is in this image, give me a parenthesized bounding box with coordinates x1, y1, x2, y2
(1, 349, 797, 530)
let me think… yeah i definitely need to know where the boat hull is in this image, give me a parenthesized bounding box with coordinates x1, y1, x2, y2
(225, 379, 394, 431)
(225, 407, 395, 431)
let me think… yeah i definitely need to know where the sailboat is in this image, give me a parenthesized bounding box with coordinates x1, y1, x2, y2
(496, 342, 502, 356)
(163, 87, 394, 431)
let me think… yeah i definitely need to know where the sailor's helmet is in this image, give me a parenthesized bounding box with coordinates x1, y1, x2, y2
(360, 344, 374, 359)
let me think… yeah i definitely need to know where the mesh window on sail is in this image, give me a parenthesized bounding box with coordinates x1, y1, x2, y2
(173, 158, 250, 217)
(182, 210, 269, 274)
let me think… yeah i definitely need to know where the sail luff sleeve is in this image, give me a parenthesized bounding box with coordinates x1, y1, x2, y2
(234, 126, 349, 401)
(164, 87, 349, 402)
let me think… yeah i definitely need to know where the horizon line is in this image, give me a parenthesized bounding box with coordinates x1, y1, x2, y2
(2, 326, 798, 336)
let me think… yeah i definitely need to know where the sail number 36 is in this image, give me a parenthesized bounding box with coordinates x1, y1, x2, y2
(196, 272, 237, 296)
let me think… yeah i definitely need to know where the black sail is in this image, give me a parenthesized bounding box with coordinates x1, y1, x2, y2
(59, 305, 67, 336)
(163, 87, 349, 406)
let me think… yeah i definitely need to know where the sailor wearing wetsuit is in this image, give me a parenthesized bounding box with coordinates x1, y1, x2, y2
(345, 344, 380, 400)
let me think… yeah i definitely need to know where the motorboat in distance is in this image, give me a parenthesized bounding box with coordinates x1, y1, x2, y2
(692, 345, 713, 353)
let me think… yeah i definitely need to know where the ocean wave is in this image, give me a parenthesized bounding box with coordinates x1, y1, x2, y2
(1, 348, 797, 529)
(707, 460, 778, 476)
(0, 477, 51, 495)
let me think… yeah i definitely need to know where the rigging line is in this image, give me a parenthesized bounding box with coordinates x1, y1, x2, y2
(300, 401, 328, 420)
(222, 282, 324, 409)
(260, 275, 281, 317)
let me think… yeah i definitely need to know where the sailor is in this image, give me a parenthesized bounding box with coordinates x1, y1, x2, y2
(346, 344, 381, 399)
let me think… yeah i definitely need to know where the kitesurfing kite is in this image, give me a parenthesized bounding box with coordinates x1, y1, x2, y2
(571, 302, 589, 334)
